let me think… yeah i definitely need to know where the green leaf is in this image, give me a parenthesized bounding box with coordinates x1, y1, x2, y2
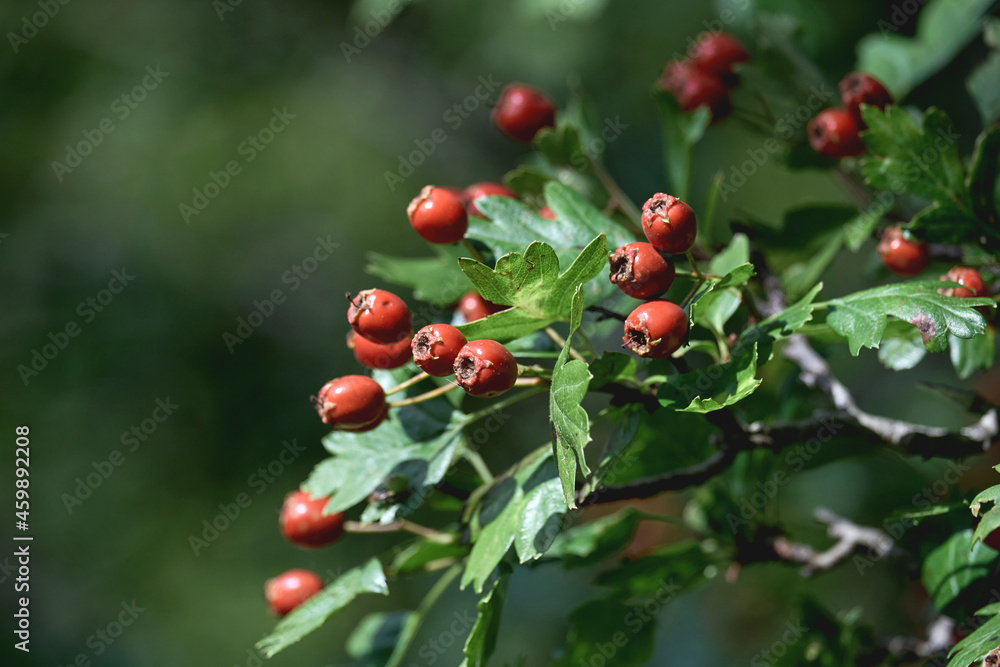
(968, 128, 1000, 225)
(655, 344, 761, 413)
(922, 529, 999, 613)
(860, 106, 968, 207)
(856, 0, 995, 97)
(388, 540, 471, 578)
(550, 321, 593, 508)
(366, 246, 469, 308)
(256, 558, 389, 657)
(594, 539, 714, 599)
(588, 353, 638, 389)
(553, 599, 658, 667)
(947, 608, 1000, 667)
(461, 574, 509, 667)
(973, 505, 1000, 546)
(346, 611, 413, 666)
(968, 18, 1000, 125)
(826, 281, 993, 355)
(844, 207, 885, 251)
(546, 509, 642, 569)
(877, 320, 928, 371)
(950, 329, 995, 379)
(971, 482, 1000, 518)
(691, 263, 755, 335)
(907, 200, 986, 244)
(655, 90, 711, 201)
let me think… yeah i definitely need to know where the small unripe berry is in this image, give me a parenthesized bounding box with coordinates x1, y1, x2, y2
(839, 72, 892, 128)
(453, 340, 518, 398)
(491, 83, 556, 142)
(661, 61, 731, 121)
(347, 331, 412, 370)
(407, 186, 469, 244)
(457, 291, 507, 323)
(808, 108, 865, 158)
(412, 324, 468, 377)
(623, 300, 688, 358)
(348, 288, 412, 344)
(280, 490, 345, 548)
(641, 193, 698, 254)
(265, 569, 323, 617)
(688, 33, 748, 77)
(877, 227, 929, 277)
(315, 375, 388, 432)
(939, 267, 988, 299)
(609, 242, 676, 300)
(464, 182, 518, 218)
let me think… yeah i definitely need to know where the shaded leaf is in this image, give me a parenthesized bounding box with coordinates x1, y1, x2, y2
(947, 607, 1000, 667)
(552, 599, 657, 667)
(461, 573, 509, 667)
(546, 509, 643, 569)
(950, 329, 995, 380)
(346, 611, 413, 666)
(655, 344, 761, 413)
(366, 246, 469, 308)
(922, 529, 999, 613)
(877, 320, 928, 371)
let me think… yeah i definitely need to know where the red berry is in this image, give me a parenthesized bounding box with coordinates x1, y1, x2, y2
(641, 193, 698, 254)
(280, 490, 345, 548)
(491, 83, 556, 142)
(808, 108, 865, 158)
(348, 288, 412, 344)
(265, 569, 323, 617)
(940, 267, 988, 299)
(839, 72, 892, 128)
(538, 206, 557, 220)
(347, 331, 412, 370)
(407, 185, 469, 245)
(623, 300, 688, 359)
(877, 227, 929, 277)
(984, 527, 1000, 552)
(688, 33, 748, 77)
(412, 324, 468, 377)
(464, 182, 518, 218)
(661, 61, 731, 121)
(315, 375, 388, 432)
(609, 242, 676, 300)
(457, 291, 507, 322)
(453, 340, 518, 398)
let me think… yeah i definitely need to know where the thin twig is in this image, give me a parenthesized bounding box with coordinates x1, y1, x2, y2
(388, 382, 460, 408)
(386, 372, 431, 396)
(545, 326, 586, 362)
(771, 507, 893, 576)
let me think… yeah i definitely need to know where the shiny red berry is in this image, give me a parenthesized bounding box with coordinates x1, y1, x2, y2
(623, 300, 688, 359)
(491, 83, 556, 142)
(609, 242, 676, 300)
(641, 193, 698, 255)
(661, 61, 730, 121)
(412, 324, 468, 377)
(464, 182, 518, 218)
(348, 288, 412, 344)
(939, 267, 988, 299)
(265, 569, 323, 617)
(315, 375, 388, 432)
(407, 185, 469, 245)
(279, 490, 345, 549)
(347, 331, 412, 370)
(877, 227, 929, 277)
(538, 206, 557, 220)
(457, 291, 507, 323)
(808, 108, 865, 158)
(839, 72, 892, 128)
(453, 340, 518, 398)
(688, 33, 748, 77)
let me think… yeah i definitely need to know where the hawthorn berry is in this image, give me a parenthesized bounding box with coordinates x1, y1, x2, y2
(839, 72, 892, 127)
(453, 339, 518, 397)
(315, 375, 388, 432)
(939, 267, 988, 299)
(641, 193, 698, 255)
(464, 182, 518, 218)
(807, 108, 865, 159)
(265, 569, 323, 617)
(491, 83, 556, 142)
(877, 227, 929, 277)
(688, 33, 748, 77)
(661, 61, 730, 121)
(623, 300, 688, 358)
(407, 186, 469, 245)
(609, 242, 676, 300)
(348, 288, 412, 344)
(347, 331, 412, 370)
(279, 490, 345, 549)
(538, 206, 557, 220)
(457, 291, 506, 322)
(412, 324, 468, 377)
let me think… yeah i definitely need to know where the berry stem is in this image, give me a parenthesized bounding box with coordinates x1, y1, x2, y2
(385, 371, 431, 396)
(589, 158, 643, 234)
(545, 326, 587, 361)
(684, 251, 705, 282)
(463, 450, 495, 483)
(516, 364, 553, 379)
(462, 239, 487, 264)
(384, 564, 463, 667)
(514, 377, 548, 387)
(387, 382, 461, 407)
(344, 519, 454, 543)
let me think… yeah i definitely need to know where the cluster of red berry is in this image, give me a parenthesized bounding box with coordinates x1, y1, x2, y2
(876, 226, 991, 304)
(661, 33, 748, 122)
(808, 72, 892, 159)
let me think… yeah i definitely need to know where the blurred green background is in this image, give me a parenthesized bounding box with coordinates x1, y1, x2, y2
(3, 0, 1000, 665)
